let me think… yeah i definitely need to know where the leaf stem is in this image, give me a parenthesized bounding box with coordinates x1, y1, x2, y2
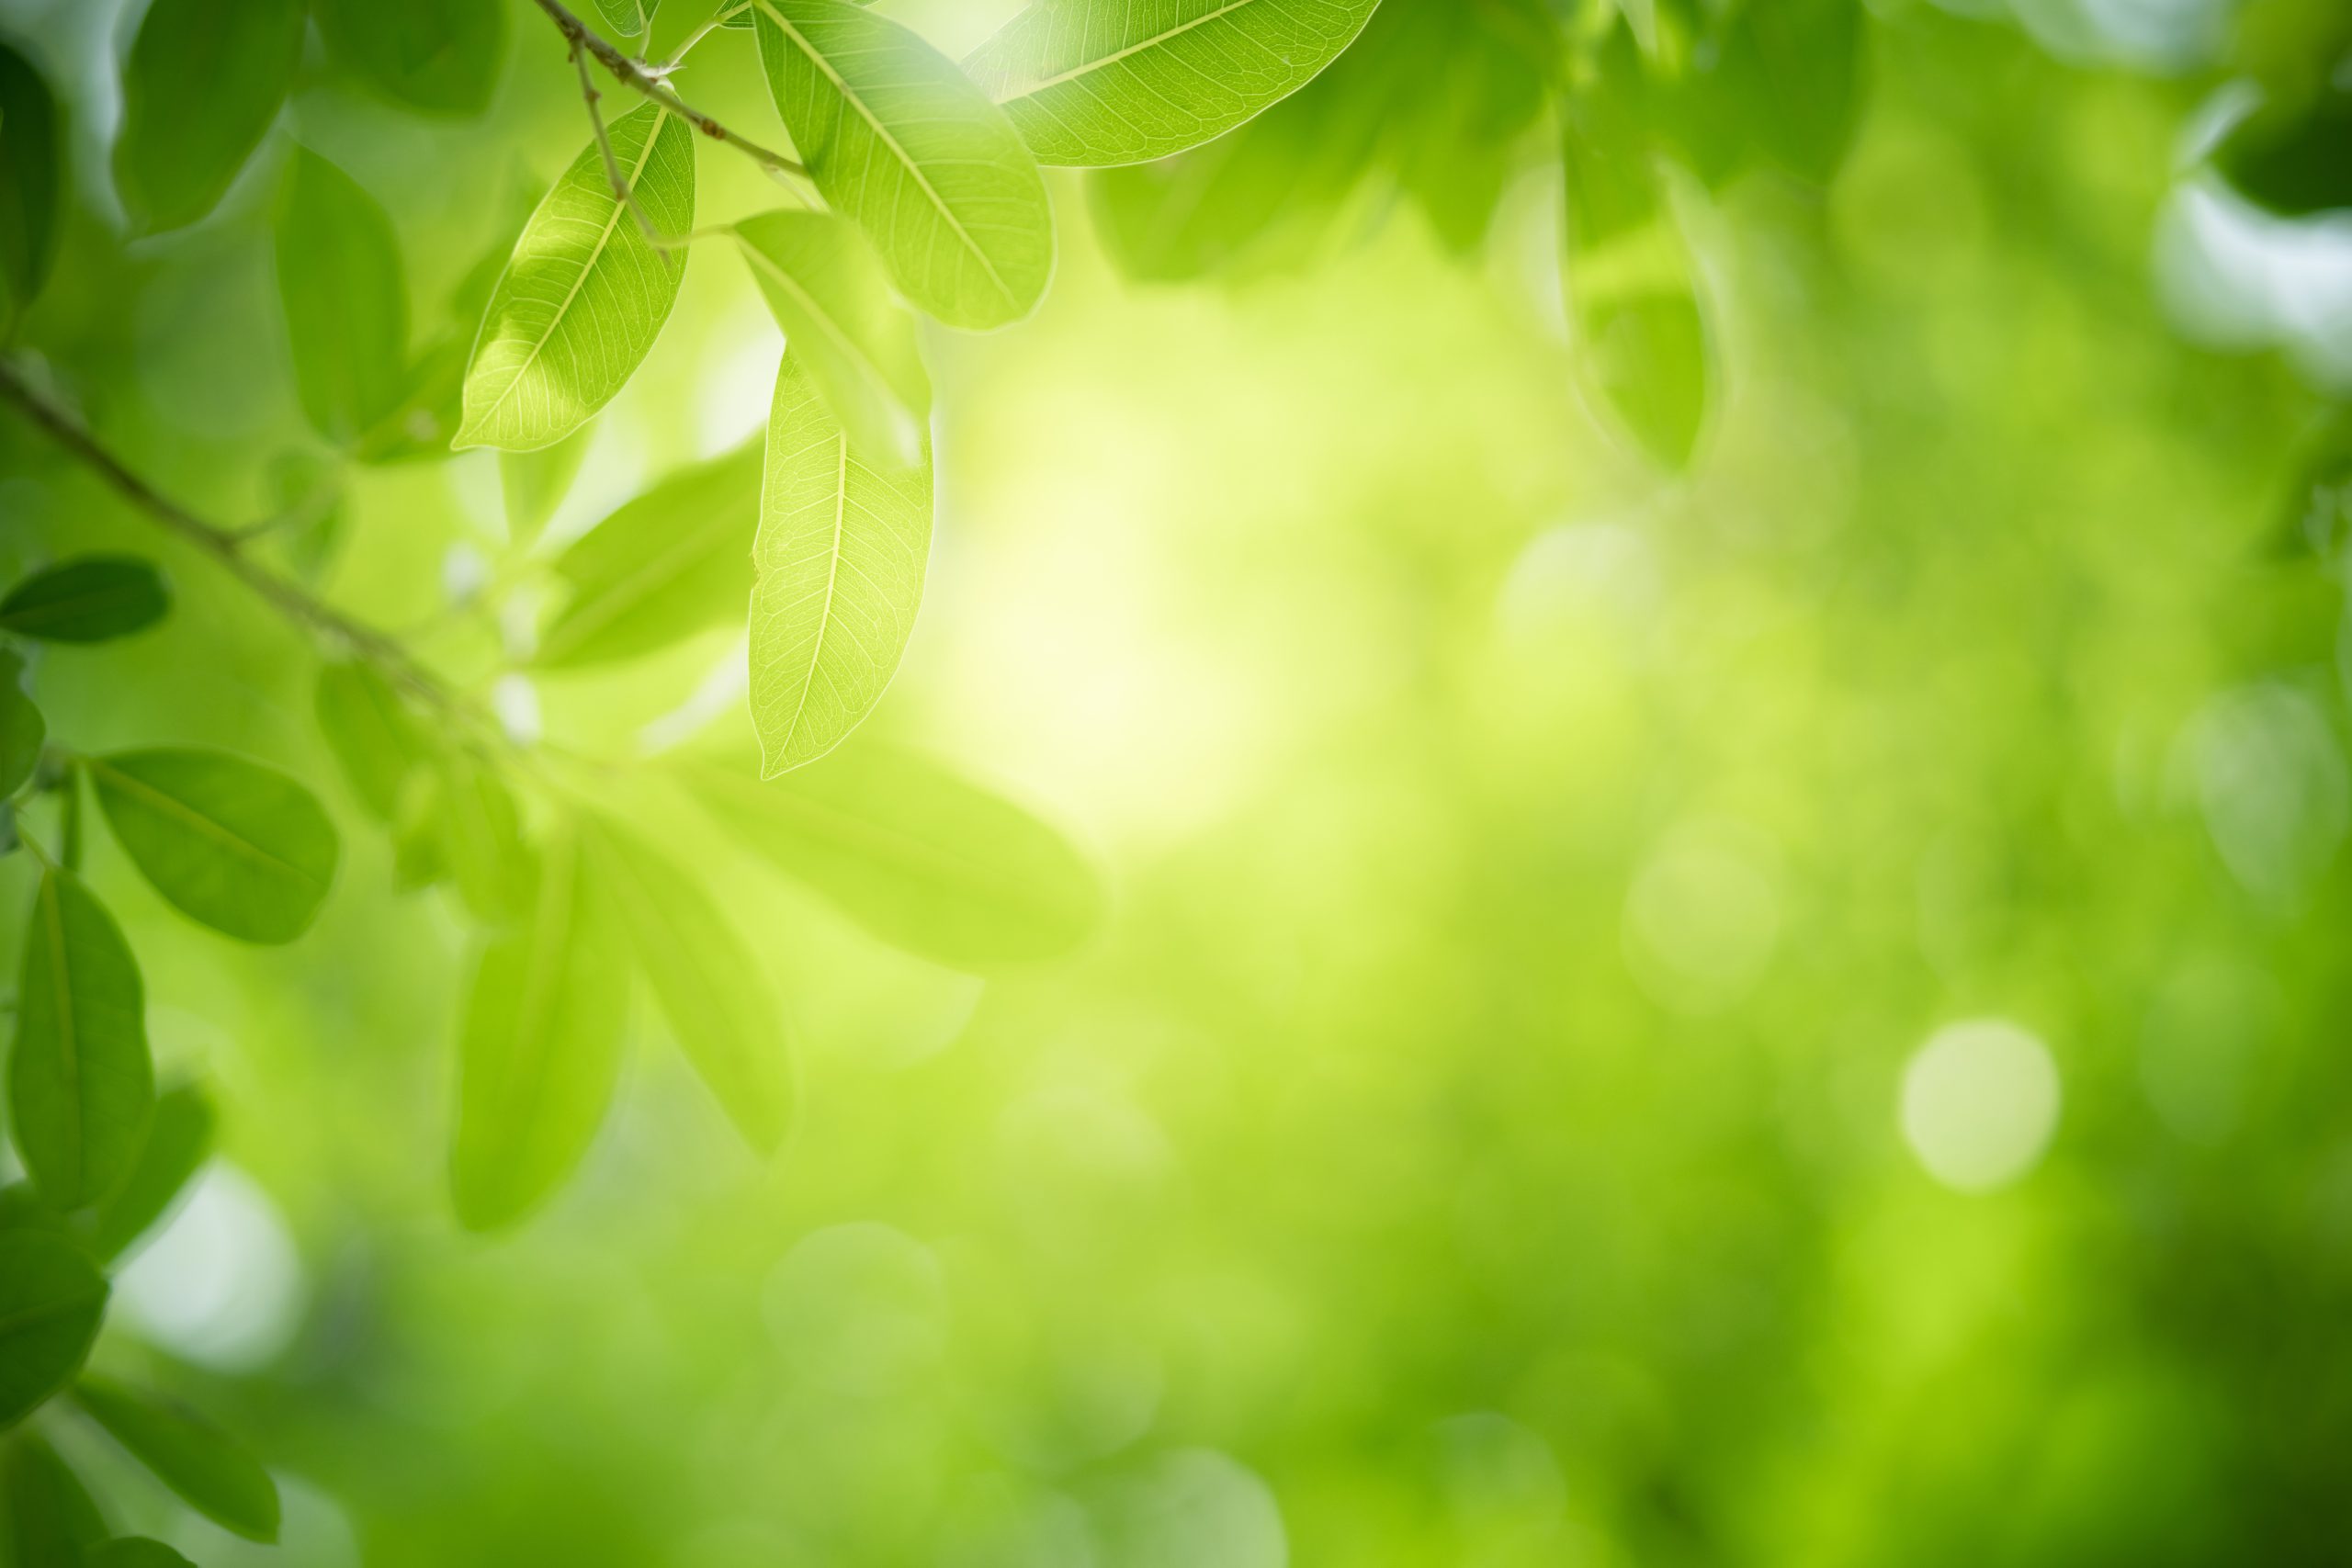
(571, 41, 677, 255)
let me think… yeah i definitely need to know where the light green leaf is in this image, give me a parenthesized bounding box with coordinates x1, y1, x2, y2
(0, 649, 42, 797)
(1723, 0, 1865, 186)
(275, 148, 411, 445)
(315, 659, 429, 824)
(594, 0, 659, 36)
(390, 769, 449, 894)
(501, 420, 596, 544)
(111, 0, 305, 234)
(749, 354, 932, 777)
(9, 871, 153, 1211)
(87, 750, 338, 945)
(966, 0, 1383, 168)
(1, 1432, 105, 1560)
(585, 817, 794, 1152)
(0, 39, 62, 333)
(689, 743, 1102, 970)
(85, 1540, 200, 1568)
(72, 1377, 279, 1542)
(451, 827, 628, 1231)
(0, 1234, 106, 1427)
(535, 441, 763, 671)
(0, 557, 169, 644)
(432, 752, 534, 926)
(734, 209, 930, 466)
(311, 0, 508, 118)
(750, 0, 1053, 330)
(456, 104, 695, 453)
(86, 1083, 213, 1263)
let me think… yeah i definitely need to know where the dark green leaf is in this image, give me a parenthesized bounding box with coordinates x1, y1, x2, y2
(275, 147, 411, 445)
(72, 1377, 279, 1542)
(0, 39, 62, 333)
(0, 649, 42, 797)
(2220, 85, 2352, 218)
(312, 0, 508, 118)
(0, 1235, 106, 1427)
(85, 1540, 200, 1568)
(86, 1083, 213, 1263)
(315, 660, 429, 824)
(0, 558, 169, 644)
(112, 0, 305, 233)
(87, 750, 338, 945)
(9, 871, 153, 1211)
(733, 209, 930, 465)
(0, 1184, 68, 1240)
(0, 1432, 105, 1561)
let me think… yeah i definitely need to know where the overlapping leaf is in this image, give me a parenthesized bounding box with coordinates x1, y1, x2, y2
(0, 649, 42, 797)
(734, 210, 930, 464)
(0, 1234, 106, 1427)
(315, 660, 430, 824)
(74, 1378, 280, 1542)
(312, 0, 508, 118)
(0, 39, 61, 331)
(87, 1084, 213, 1263)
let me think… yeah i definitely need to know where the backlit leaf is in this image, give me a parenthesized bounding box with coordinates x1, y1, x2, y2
(0, 39, 61, 332)
(0, 1234, 106, 1427)
(112, 0, 304, 233)
(275, 148, 411, 445)
(0, 557, 169, 644)
(0, 649, 41, 797)
(748, 354, 932, 776)
(315, 660, 429, 824)
(87, 750, 338, 945)
(86, 1083, 213, 1263)
(312, 0, 508, 118)
(73, 1377, 280, 1542)
(594, 0, 658, 37)
(734, 210, 930, 465)
(751, 0, 1053, 330)
(456, 104, 695, 453)
(9, 871, 153, 1211)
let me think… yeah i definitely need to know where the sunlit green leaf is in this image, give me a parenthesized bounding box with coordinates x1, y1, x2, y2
(734, 210, 930, 466)
(85, 1540, 199, 1568)
(312, 0, 508, 118)
(73, 1377, 280, 1542)
(0, 39, 61, 333)
(390, 769, 449, 893)
(967, 0, 1382, 168)
(748, 354, 932, 776)
(451, 827, 628, 1231)
(0, 1234, 106, 1427)
(501, 421, 596, 544)
(87, 750, 338, 945)
(750, 0, 1053, 330)
(275, 148, 411, 446)
(0, 1432, 104, 1560)
(595, 0, 659, 37)
(586, 817, 794, 1152)
(0, 649, 41, 798)
(0, 557, 169, 644)
(690, 743, 1102, 970)
(433, 751, 534, 926)
(86, 1083, 213, 1264)
(536, 441, 763, 671)
(111, 0, 304, 233)
(9, 871, 153, 1211)
(456, 104, 695, 453)
(315, 660, 429, 824)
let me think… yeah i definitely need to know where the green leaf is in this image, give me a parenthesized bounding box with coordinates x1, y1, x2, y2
(72, 1378, 279, 1542)
(1722, 0, 1865, 186)
(584, 818, 794, 1152)
(0, 39, 62, 333)
(390, 770, 449, 893)
(594, 0, 660, 36)
(500, 421, 596, 543)
(9, 871, 153, 1211)
(750, 0, 1053, 330)
(456, 104, 696, 453)
(0, 1185, 67, 1240)
(311, 0, 508, 118)
(55, 759, 80, 872)
(85, 1083, 213, 1263)
(535, 441, 764, 671)
(689, 744, 1102, 970)
(275, 148, 411, 445)
(262, 452, 350, 584)
(0, 557, 169, 644)
(451, 827, 628, 1231)
(2220, 85, 2352, 218)
(748, 353, 933, 776)
(0, 1235, 106, 1427)
(432, 752, 534, 926)
(966, 0, 1383, 169)
(0, 1433, 105, 1561)
(111, 0, 305, 233)
(315, 660, 429, 824)
(0, 649, 42, 798)
(733, 210, 930, 466)
(87, 750, 338, 945)
(85, 1540, 200, 1568)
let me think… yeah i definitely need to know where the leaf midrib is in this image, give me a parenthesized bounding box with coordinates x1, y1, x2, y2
(88, 757, 317, 889)
(36, 874, 83, 1191)
(768, 423, 853, 764)
(736, 231, 908, 422)
(542, 479, 753, 662)
(1001, 0, 1266, 97)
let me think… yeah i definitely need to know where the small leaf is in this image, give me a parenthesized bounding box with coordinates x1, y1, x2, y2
(73, 1378, 280, 1542)
(0, 557, 169, 644)
(0, 39, 62, 333)
(86, 1083, 213, 1264)
(433, 752, 534, 925)
(733, 209, 930, 466)
(312, 0, 508, 118)
(390, 769, 451, 893)
(87, 750, 338, 945)
(500, 420, 596, 543)
(9, 871, 153, 1211)
(689, 744, 1102, 970)
(451, 827, 628, 1231)
(315, 660, 429, 824)
(966, 0, 1382, 169)
(0, 1432, 105, 1559)
(275, 148, 411, 445)
(2220, 85, 2352, 218)
(0, 1235, 107, 1427)
(0, 649, 42, 797)
(86, 1540, 201, 1568)
(748, 354, 932, 776)
(111, 0, 305, 233)
(535, 441, 764, 671)
(585, 817, 794, 1152)
(456, 104, 696, 453)
(751, 0, 1053, 330)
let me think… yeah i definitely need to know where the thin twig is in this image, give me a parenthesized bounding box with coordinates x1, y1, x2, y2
(571, 40, 677, 254)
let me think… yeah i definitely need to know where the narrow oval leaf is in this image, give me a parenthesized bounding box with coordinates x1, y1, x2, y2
(312, 0, 508, 118)
(688, 744, 1102, 970)
(275, 148, 411, 445)
(10, 871, 153, 1211)
(0, 649, 43, 797)
(0, 1234, 107, 1427)
(734, 210, 930, 466)
(315, 660, 429, 824)
(536, 440, 764, 671)
(966, 0, 1383, 169)
(2, 1432, 105, 1559)
(86, 1083, 213, 1263)
(749, 354, 933, 777)
(0, 39, 62, 331)
(585, 818, 794, 1152)
(73, 1378, 280, 1542)
(451, 828, 629, 1231)
(87, 750, 338, 945)
(751, 0, 1053, 330)
(456, 104, 695, 453)
(112, 0, 304, 233)
(0, 557, 169, 644)
(87, 1540, 201, 1568)
(432, 752, 534, 926)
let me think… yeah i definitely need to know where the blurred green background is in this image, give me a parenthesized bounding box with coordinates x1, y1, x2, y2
(6, 0, 2352, 1562)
